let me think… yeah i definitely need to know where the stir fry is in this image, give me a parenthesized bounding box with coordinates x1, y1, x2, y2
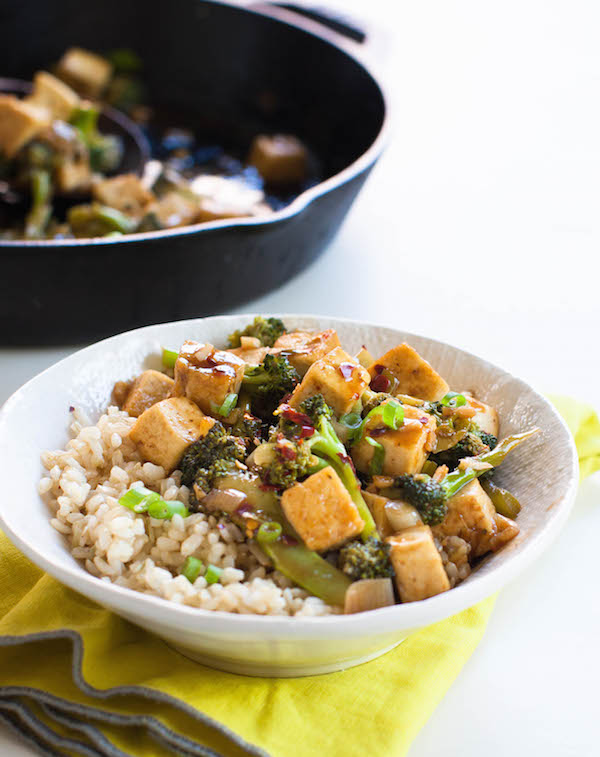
(0, 48, 311, 240)
(112, 318, 538, 613)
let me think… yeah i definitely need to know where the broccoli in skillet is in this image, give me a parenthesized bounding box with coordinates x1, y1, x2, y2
(241, 354, 299, 420)
(338, 537, 394, 581)
(228, 316, 286, 348)
(180, 421, 247, 494)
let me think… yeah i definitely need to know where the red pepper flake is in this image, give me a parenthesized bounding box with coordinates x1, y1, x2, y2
(281, 534, 298, 546)
(370, 426, 387, 437)
(278, 442, 297, 461)
(373, 364, 384, 375)
(280, 404, 314, 428)
(371, 374, 390, 392)
(299, 425, 315, 438)
(339, 362, 356, 381)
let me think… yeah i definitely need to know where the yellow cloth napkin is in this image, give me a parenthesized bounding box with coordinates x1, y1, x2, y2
(0, 397, 598, 757)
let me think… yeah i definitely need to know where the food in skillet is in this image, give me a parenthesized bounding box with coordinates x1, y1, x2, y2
(40, 318, 538, 615)
(0, 47, 311, 240)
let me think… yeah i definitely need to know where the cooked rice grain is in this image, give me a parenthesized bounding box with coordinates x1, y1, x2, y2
(40, 407, 336, 616)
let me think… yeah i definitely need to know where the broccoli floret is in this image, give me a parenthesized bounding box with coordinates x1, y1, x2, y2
(393, 474, 448, 525)
(429, 429, 497, 470)
(180, 422, 247, 493)
(338, 536, 394, 581)
(360, 390, 391, 416)
(228, 316, 286, 348)
(241, 354, 299, 420)
(261, 434, 318, 489)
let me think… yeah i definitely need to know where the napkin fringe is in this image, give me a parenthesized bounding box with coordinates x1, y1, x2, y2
(0, 630, 269, 757)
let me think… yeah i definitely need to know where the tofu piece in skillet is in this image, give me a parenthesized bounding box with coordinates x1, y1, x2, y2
(386, 526, 450, 602)
(288, 347, 370, 417)
(281, 467, 365, 551)
(0, 95, 51, 158)
(248, 134, 308, 185)
(173, 340, 245, 416)
(369, 343, 449, 401)
(26, 71, 80, 121)
(93, 174, 155, 218)
(55, 47, 112, 98)
(130, 397, 215, 473)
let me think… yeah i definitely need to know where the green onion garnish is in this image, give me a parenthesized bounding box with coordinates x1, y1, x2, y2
(348, 399, 404, 445)
(366, 437, 385, 475)
(340, 412, 362, 431)
(182, 556, 204, 584)
(257, 521, 282, 543)
(162, 348, 178, 368)
(204, 564, 223, 585)
(211, 393, 238, 417)
(440, 392, 467, 408)
(118, 487, 189, 519)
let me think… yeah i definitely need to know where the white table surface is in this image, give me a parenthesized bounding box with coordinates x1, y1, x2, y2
(1, 0, 598, 754)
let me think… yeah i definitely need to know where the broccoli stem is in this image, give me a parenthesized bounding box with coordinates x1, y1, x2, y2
(443, 428, 540, 497)
(257, 535, 352, 607)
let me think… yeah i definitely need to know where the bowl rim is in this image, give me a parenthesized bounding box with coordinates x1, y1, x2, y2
(0, 314, 579, 636)
(0, 0, 391, 251)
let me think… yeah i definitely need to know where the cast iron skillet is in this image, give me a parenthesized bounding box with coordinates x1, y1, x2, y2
(0, 0, 388, 345)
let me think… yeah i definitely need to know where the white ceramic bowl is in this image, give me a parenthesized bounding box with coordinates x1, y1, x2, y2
(0, 315, 578, 677)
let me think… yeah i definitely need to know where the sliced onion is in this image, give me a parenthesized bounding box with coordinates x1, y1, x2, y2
(202, 488, 247, 513)
(251, 443, 276, 467)
(240, 336, 262, 350)
(385, 500, 422, 532)
(355, 347, 374, 369)
(344, 578, 395, 614)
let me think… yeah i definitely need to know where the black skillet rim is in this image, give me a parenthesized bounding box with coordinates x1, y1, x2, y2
(0, 0, 391, 250)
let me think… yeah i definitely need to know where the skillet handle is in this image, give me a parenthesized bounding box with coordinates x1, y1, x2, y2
(248, 2, 367, 45)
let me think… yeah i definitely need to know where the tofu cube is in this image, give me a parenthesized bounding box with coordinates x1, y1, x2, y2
(352, 403, 436, 476)
(432, 479, 501, 558)
(26, 71, 80, 121)
(363, 491, 394, 539)
(466, 396, 499, 437)
(273, 329, 341, 376)
(56, 47, 112, 98)
(0, 95, 50, 158)
(281, 467, 364, 551)
(122, 370, 175, 418)
(289, 347, 370, 417)
(130, 397, 215, 473)
(369, 343, 449, 401)
(387, 526, 450, 602)
(55, 153, 91, 193)
(248, 134, 308, 185)
(173, 341, 245, 416)
(190, 175, 267, 222)
(93, 174, 155, 218)
(151, 191, 200, 228)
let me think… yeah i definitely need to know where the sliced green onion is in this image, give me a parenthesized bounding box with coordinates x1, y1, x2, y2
(204, 564, 223, 585)
(422, 460, 438, 476)
(162, 348, 179, 368)
(211, 393, 238, 417)
(257, 521, 282, 543)
(70, 105, 99, 140)
(366, 437, 385, 476)
(348, 399, 404, 445)
(440, 392, 467, 408)
(118, 487, 188, 519)
(340, 412, 362, 430)
(182, 556, 204, 584)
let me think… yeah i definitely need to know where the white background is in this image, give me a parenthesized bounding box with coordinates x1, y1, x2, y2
(1, 0, 599, 754)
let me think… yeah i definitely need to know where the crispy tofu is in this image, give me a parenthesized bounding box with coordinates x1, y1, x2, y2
(93, 174, 155, 218)
(387, 526, 451, 602)
(26, 71, 80, 121)
(431, 479, 517, 558)
(281, 467, 364, 551)
(369, 343, 449, 401)
(150, 191, 199, 228)
(56, 47, 112, 98)
(122, 370, 175, 418)
(173, 340, 245, 416)
(130, 397, 215, 473)
(55, 152, 91, 193)
(352, 402, 436, 476)
(288, 347, 370, 417)
(248, 134, 308, 185)
(190, 175, 267, 222)
(0, 95, 51, 158)
(227, 345, 269, 366)
(466, 396, 499, 437)
(273, 329, 341, 376)
(363, 491, 394, 539)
